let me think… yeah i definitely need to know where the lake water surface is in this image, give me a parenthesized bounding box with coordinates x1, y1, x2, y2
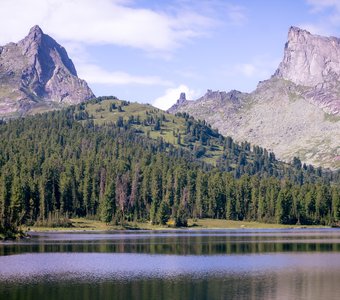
(1, 228, 340, 299)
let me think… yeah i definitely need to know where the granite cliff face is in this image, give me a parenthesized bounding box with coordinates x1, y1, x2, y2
(170, 27, 340, 168)
(274, 26, 340, 115)
(275, 27, 340, 87)
(0, 25, 94, 117)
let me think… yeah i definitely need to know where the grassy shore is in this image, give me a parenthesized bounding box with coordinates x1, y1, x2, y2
(23, 218, 329, 232)
(190, 219, 328, 229)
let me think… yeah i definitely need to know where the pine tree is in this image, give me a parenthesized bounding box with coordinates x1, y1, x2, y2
(100, 180, 115, 223)
(157, 200, 170, 225)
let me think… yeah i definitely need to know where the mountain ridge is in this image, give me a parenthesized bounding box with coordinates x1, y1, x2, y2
(169, 26, 340, 169)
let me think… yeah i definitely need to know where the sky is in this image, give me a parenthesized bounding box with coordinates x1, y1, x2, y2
(1, 0, 340, 110)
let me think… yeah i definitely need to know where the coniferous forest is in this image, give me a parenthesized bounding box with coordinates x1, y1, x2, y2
(1, 98, 340, 236)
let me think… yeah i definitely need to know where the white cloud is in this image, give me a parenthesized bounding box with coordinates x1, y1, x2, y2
(0, 0, 216, 53)
(0, 0, 218, 89)
(153, 84, 199, 110)
(77, 63, 172, 86)
(0, 0, 248, 94)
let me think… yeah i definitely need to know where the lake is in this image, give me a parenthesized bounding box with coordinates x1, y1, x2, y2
(1, 228, 340, 299)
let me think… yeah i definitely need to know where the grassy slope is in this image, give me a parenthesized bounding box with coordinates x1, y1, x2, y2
(82, 99, 225, 165)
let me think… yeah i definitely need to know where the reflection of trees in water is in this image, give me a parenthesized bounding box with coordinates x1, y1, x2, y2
(1, 270, 340, 300)
(1, 233, 340, 256)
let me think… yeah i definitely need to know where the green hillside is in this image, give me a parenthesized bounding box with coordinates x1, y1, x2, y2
(81, 97, 224, 165)
(78, 97, 336, 182)
(0, 97, 340, 238)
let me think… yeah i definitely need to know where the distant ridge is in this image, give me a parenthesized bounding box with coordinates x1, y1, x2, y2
(170, 26, 340, 169)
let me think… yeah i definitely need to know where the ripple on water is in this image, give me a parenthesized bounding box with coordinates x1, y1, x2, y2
(1, 252, 340, 283)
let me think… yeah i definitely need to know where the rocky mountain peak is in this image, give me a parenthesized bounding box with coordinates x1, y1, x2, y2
(27, 24, 44, 40)
(0, 25, 94, 117)
(169, 26, 340, 168)
(287, 26, 311, 40)
(18, 25, 44, 56)
(18, 25, 77, 76)
(274, 26, 340, 87)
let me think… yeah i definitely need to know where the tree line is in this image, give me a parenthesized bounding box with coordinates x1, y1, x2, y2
(0, 101, 339, 235)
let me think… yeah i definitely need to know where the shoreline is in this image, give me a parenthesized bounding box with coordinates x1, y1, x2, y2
(22, 218, 331, 233)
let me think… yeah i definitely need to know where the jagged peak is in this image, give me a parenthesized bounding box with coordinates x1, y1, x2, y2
(204, 89, 242, 98)
(287, 26, 340, 42)
(29, 25, 43, 35)
(15, 25, 78, 77)
(0, 24, 94, 113)
(206, 89, 222, 96)
(18, 25, 46, 54)
(190, 89, 243, 105)
(26, 25, 44, 42)
(274, 26, 340, 87)
(288, 26, 311, 37)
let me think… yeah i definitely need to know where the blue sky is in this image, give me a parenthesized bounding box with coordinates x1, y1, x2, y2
(1, 0, 340, 109)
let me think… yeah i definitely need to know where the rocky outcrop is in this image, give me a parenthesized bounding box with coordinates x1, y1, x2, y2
(168, 89, 245, 115)
(168, 92, 188, 113)
(274, 26, 340, 115)
(170, 27, 340, 169)
(275, 27, 340, 86)
(0, 25, 94, 117)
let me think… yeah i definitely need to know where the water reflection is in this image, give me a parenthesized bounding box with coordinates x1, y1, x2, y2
(1, 229, 340, 300)
(1, 229, 340, 256)
(1, 253, 340, 300)
(1, 252, 340, 281)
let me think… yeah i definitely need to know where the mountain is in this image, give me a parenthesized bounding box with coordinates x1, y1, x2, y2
(169, 27, 340, 169)
(0, 25, 94, 118)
